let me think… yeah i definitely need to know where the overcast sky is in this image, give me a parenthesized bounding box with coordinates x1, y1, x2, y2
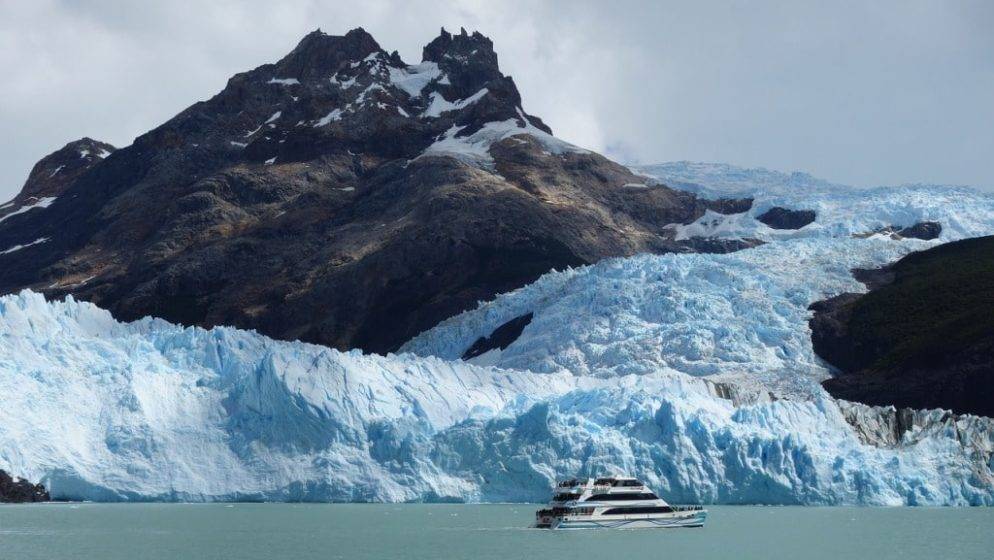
(2, 0, 992, 200)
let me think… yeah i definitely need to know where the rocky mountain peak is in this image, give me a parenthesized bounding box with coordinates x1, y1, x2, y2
(8, 137, 115, 205)
(141, 26, 552, 166)
(0, 26, 750, 356)
(421, 27, 502, 99)
(423, 26, 498, 69)
(272, 27, 382, 82)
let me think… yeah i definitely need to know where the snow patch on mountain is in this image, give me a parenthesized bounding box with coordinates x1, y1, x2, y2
(0, 196, 57, 224)
(314, 109, 343, 127)
(387, 61, 443, 97)
(422, 88, 488, 118)
(669, 209, 759, 240)
(418, 113, 586, 169)
(0, 237, 49, 255)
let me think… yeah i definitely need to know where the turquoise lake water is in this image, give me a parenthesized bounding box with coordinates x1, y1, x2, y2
(1, 503, 991, 559)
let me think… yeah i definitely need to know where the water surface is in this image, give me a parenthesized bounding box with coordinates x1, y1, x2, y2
(1, 504, 991, 560)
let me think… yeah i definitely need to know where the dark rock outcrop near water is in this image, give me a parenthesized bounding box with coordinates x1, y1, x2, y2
(757, 206, 816, 229)
(0, 470, 49, 503)
(0, 28, 752, 353)
(811, 236, 994, 417)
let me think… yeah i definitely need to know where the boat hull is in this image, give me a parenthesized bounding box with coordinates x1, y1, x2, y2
(549, 510, 707, 530)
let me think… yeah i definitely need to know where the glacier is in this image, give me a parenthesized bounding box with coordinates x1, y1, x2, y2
(404, 164, 994, 394)
(1, 290, 992, 505)
(2, 162, 994, 505)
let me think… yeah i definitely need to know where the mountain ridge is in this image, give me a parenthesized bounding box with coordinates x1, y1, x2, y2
(0, 27, 751, 353)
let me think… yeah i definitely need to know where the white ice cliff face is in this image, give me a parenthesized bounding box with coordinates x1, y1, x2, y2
(2, 163, 993, 505)
(1, 289, 992, 505)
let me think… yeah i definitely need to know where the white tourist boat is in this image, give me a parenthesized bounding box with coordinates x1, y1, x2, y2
(534, 476, 707, 529)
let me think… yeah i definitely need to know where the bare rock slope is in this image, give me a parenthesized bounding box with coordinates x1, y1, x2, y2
(0, 28, 748, 353)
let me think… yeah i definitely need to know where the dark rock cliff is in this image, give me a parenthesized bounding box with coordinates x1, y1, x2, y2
(811, 236, 994, 417)
(0, 470, 50, 503)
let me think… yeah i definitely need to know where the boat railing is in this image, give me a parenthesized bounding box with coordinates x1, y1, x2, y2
(671, 505, 705, 512)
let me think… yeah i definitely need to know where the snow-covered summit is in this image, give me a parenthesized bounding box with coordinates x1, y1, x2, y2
(186, 25, 556, 167)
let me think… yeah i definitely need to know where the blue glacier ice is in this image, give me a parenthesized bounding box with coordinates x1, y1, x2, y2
(2, 163, 993, 505)
(404, 164, 994, 394)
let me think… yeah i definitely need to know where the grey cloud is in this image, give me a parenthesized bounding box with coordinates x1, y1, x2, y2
(1, 0, 992, 201)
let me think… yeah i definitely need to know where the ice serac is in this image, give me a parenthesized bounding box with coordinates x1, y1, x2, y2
(1, 289, 992, 505)
(0, 28, 753, 355)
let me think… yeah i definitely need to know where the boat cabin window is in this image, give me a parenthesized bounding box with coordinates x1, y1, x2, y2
(552, 493, 578, 502)
(602, 506, 674, 515)
(594, 478, 643, 487)
(586, 492, 659, 501)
